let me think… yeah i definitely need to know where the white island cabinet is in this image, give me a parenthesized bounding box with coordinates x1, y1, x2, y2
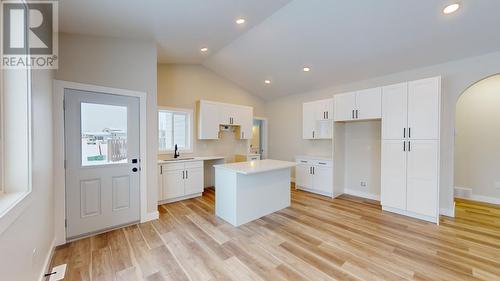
(214, 160, 296, 226)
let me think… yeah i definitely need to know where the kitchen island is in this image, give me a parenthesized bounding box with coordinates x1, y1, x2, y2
(213, 159, 296, 226)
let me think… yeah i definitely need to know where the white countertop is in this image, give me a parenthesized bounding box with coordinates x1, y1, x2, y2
(158, 156, 225, 164)
(295, 155, 332, 161)
(214, 159, 296, 175)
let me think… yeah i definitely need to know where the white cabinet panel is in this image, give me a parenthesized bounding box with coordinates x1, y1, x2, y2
(334, 92, 356, 121)
(302, 102, 316, 139)
(163, 169, 185, 199)
(408, 77, 440, 140)
(356, 87, 382, 120)
(238, 107, 253, 139)
(313, 165, 333, 194)
(184, 167, 204, 195)
(295, 165, 312, 189)
(406, 140, 438, 218)
(382, 83, 408, 140)
(381, 140, 407, 210)
(198, 101, 220, 139)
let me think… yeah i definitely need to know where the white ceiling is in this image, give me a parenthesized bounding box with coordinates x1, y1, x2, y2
(60, 0, 500, 100)
(59, 0, 292, 63)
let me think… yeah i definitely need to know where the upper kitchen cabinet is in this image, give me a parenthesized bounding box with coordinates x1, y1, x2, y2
(197, 100, 253, 140)
(197, 100, 220, 139)
(303, 98, 333, 140)
(407, 77, 441, 140)
(334, 88, 382, 121)
(382, 77, 441, 140)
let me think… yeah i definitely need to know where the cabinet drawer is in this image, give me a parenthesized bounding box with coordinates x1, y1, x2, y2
(163, 163, 185, 171)
(313, 160, 332, 167)
(296, 159, 311, 165)
(185, 161, 203, 169)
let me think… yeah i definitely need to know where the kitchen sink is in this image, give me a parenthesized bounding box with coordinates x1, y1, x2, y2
(161, 157, 195, 162)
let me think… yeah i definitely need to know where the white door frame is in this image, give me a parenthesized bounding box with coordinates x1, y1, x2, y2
(53, 80, 148, 245)
(253, 116, 268, 159)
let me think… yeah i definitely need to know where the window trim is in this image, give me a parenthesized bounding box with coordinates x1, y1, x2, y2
(158, 106, 194, 154)
(0, 1, 34, 234)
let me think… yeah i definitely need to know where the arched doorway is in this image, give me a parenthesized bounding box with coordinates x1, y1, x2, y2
(454, 74, 500, 218)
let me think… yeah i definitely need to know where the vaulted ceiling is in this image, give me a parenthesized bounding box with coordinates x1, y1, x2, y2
(60, 0, 500, 100)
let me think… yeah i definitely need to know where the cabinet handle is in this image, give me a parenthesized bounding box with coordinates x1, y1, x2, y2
(160, 165, 163, 175)
(326, 111, 329, 119)
(313, 167, 315, 175)
(312, 131, 315, 138)
(300, 160, 307, 163)
(309, 167, 312, 174)
(408, 127, 411, 138)
(182, 170, 185, 179)
(403, 141, 406, 152)
(186, 170, 188, 179)
(403, 128, 406, 138)
(408, 141, 411, 152)
(356, 109, 358, 119)
(242, 132, 244, 138)
(318, 162, 326, 165)
(352, 110, 354, 119)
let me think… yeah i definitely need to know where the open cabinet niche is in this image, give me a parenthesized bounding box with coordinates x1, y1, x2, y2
(333, 120, 382, 200)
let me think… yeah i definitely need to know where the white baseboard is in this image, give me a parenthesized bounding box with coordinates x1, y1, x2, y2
(39, 238, 56, 281)
(383, 206, 438, 224)
(440, 207, 455, 217)
(142, 211, 159, 223)
(344, 188, 380, 201)
(454, 186, 500, 205)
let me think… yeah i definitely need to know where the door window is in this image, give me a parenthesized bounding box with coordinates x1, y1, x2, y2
(81, 103, 128, 166)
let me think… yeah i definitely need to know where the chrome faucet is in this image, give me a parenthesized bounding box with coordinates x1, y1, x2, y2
(174, 144, 180, 158)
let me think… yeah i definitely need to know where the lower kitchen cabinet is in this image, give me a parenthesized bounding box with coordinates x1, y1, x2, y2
(295, 156, 333, 196)
(158, 160, 204, 203)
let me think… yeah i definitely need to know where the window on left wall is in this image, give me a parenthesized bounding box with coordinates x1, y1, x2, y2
(0, 63, 33, 226)
(158, 107, 193, 153)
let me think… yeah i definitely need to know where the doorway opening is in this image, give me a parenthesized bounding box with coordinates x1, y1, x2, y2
(250, 117, 268, 159)
(454, 74, 500, 219)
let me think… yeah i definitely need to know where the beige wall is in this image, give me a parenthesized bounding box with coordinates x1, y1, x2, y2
(455, 74, 500, 200)
(55, 33, 158, 215)
(266, 50, 500, 214)
(157, 64, 266, 162)
(0, 70, 55, 281)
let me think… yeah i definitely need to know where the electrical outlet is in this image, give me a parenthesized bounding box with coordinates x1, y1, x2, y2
(360, 181, 367, 188)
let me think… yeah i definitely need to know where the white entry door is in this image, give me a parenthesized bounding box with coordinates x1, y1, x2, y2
(65, 89, 141, 240)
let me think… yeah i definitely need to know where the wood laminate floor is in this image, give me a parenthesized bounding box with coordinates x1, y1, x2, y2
(49, 188, 500, 281)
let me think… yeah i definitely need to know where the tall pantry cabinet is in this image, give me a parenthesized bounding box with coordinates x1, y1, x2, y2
(381, 77, 441, 223)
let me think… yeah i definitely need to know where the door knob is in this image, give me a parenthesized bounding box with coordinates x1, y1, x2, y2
(132, 167, 138, 172)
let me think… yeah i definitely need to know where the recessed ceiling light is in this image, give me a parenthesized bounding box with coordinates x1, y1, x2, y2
(236, 18, 246, 25)
(443, 3, 460, 14)
(264, 80, 271, 84)
(303, 67, 311, 72)
(200, 47, 208, 52)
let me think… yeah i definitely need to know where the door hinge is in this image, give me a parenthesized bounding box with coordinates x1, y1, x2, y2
(64, 219, 67, 228)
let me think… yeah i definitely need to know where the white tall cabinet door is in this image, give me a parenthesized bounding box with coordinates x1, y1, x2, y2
(184, 167, 204, 195)
(295, 165, 312, 189)
(382, 83, 408, 140)
(198, 101, 220, 139)
(303, 102, 316, 139)
(381, 140, 407, 210)
(313, 166, 333, 194)
(238, 107, 253, 139)
(334, 92, 356, 121)
(163, 169, 185, 199)
(406, 140, 438, 218)
(356, 87, 382, 120)
(407, 77, 440, 140)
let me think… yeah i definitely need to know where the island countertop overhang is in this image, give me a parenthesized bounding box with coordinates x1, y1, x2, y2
(213, 159, 296, 175)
